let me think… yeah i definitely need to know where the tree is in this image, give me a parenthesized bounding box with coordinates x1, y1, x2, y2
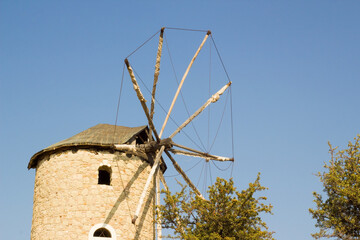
(158, 174, 274, 240)
(309, 135, 360, 239)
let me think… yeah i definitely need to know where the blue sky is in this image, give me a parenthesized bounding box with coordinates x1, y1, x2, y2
(1, 1, 360, 239)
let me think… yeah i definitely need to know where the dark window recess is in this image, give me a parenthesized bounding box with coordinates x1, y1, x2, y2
(93, 228, 111, 237)
(98, 168, 111, 185)
(136, 129, 149, 144)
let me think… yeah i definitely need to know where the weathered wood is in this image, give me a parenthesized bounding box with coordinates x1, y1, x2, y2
(164, 150, 205, 200)
(113, 144, 148, 159)
(159, 171, 168, 191)
(115, 138, 172, 154)
(169, 149, 234, 162)
(150, 28, 164, 121)
(113, 144, 141, 152)
(132, 146, 165, 224)
(169, 81, 232, 139)
(125, 59, 160, 142)
(159, 31, 211, 138)
(171, 142, 208, 156)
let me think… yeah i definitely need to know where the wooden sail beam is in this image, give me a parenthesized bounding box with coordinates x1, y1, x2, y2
(159, 31, 211, 138)
(113, 144, 148, 159)
(159, 171, 168, 191)
(114, 142, 233, 162)
(115, 138, 172, 153)
(132, 146, 165, 224)
(164, 150, 205, 200)
(169, 81, 232, 139)
(169, 149, 234, 162)
(172, 142, 208, 156)
(125, 59, 160, 142)
(150, 27, 164, 121)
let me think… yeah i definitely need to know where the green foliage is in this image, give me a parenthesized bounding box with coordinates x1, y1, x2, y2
(310, 135, 360, 239)
(158, 174, 274, 240)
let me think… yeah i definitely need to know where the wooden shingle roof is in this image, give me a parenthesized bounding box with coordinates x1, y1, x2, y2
(28, 124, 148, 169)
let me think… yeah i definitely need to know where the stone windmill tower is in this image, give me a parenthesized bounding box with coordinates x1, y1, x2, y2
(28, 27, 233, 240)
(28, 124, 166, 239)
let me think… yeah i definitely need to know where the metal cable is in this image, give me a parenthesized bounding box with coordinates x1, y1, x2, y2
(164, 33, 207, 152)
(130, 64, 204, 151)
(113, 63, 126, 143)
(209, 90, 230, 152)
(126, 29, 161, 59)
(210, 35, 231, 83)
(196, 161, 206, 188)
(165, 27, 208, 33)
(229, 86, 235, 159)
(208, 161, 213, 186)
(203, 162, 208, 194)
(211, 160, 234, 172)
(164, 158, 203, 178)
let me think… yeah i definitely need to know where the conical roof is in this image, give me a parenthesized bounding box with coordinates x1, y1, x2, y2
(28, 124, 148, 169)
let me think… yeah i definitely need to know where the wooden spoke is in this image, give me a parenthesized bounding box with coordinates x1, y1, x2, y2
(125, 59, 160, 142)
(159, 31, 211, 138)
(169, 148, 233, 162)
(132, 146, 165, 224)
(158, 171, 168, 191)
(113, 144, 148, 159)
(169, 81, 232, 139)
(150, 28, 164, 121)
(149, 28, 165, 143)
(164, 150, 205, 200)
(171, 142, 233, 161)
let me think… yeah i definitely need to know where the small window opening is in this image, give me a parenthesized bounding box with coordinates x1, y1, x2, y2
(135, 129, 149, 145)
(93, 228, 111, 237)
(98, 166, 111, 185)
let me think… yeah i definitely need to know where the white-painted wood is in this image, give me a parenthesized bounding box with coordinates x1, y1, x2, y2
(132, 146, 165, 224)
(169, 149, 233, 162)
(169, 81, 232, 138)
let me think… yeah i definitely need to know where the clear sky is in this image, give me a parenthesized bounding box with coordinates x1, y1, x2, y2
(1, 1, 360, 239)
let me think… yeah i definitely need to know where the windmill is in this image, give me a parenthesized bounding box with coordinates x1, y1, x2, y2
(116, 27, 234, 238)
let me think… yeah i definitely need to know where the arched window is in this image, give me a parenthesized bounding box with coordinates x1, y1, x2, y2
(89, 223, 117, 240)
(98, 166, 111, 185)
(94, 228, 111, 237)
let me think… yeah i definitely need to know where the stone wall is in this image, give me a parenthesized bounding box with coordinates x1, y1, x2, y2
(31, 149, 156, 239)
